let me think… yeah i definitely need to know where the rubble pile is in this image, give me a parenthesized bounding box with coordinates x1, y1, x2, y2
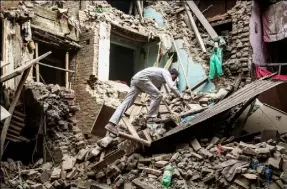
(24, 82, 85, 159)
(86, 76, 130, 108)
(148, 1, 211, 68)
(79, 1, 159, 37)
(3, 133, 287, 189)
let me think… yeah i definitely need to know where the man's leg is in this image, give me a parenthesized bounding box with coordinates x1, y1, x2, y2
(106, 82, 140, 134)
(137, 80, 162, 122)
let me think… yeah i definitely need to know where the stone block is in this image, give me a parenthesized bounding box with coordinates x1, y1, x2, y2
(190, 138, 201, 151)
(155, 161, 169, 168)
(50, 168, 61, 180)
(268, 157, 283, 169)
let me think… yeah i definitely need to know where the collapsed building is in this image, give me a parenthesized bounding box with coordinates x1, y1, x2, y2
(1, 0, 287, 189)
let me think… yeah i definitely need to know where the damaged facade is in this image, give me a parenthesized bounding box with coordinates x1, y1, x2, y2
(1, 0, 287, 189)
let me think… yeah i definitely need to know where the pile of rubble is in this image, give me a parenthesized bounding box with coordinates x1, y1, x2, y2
(3, 131, 287, 189)
(79, 1, 159, 37)
(24, 82, 84, 159)
(86, 76, 130, 108)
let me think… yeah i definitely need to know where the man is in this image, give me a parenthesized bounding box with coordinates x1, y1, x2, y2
(105, 67, 182, 135)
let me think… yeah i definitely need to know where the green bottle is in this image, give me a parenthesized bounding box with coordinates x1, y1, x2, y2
(161, 165, 174, 188)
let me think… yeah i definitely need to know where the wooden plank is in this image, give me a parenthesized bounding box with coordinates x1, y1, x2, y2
(185, 4, 206, 52)
(43, 115, 47, 163)
(35, 42, 40, 82)
(0, 62, 10, 68)
(1, 51, 52, 83)
(37, 62, 75, 73)
(7, 123, 22, 131)
(12, 114, 25, 122)
(129, 105, 142, 123)
(2, 19, 7, 77)
(164, 54, 174, 70)
(125, 104, 135, 116)
(136, 0, 143, 20)
(128, 1, 134, 15)
(186, 1, 218, 40)
(89, 149, 125, 171)
(118, 131, 151, 147)
(0, 66, 31, 159)
(0, 125, 21, 134)
(10, 120, 25, 127)
(122, 117, 139, 138)
(13, 110, 25, 117)
(143, 129, 152, 142)
(65, 51, 69, 89)
(190, 77, 208, 91)
(172, 38, 191, 89)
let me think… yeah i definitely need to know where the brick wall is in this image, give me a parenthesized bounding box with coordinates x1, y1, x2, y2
(72, 26, 103, 134)
(224, 0, 253, 86)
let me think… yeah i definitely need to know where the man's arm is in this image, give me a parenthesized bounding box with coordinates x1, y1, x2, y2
(162, 71, 181, 97)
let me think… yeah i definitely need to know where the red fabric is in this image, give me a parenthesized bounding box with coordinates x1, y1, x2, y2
(256, 66, 287, 80)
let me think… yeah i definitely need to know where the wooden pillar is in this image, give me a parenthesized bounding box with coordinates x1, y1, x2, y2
(35, 42, 39, 82)
(65, 51, 69, 89)
(2, 19, 7, 84)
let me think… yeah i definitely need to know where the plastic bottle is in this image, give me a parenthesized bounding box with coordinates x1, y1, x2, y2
(161, 164, 174, 188)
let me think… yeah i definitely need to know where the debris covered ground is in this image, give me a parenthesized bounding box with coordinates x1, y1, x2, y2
(2, 81, 287, 189)
(1, 0, 286, 189)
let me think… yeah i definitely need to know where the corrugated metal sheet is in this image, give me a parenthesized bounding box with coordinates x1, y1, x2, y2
(164, 80, 284, 137)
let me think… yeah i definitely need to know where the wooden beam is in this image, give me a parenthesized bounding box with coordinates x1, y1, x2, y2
(190, 77, 208, 91)
(89, 149, 125, 171)
(186, 1, 218, 40)
(35, 42, 40, 82)
(143, 129, 152, 142)
(128, 1, 134, 15)
(172, 38, 191, 89)
(0, 62, 10, 68)
(37, 62, 75, 73)
(65, 52, 69, 89)
(1, 51, 52, 83)
(118, 131, 151, 147)
(43, 115, 47, 163)
(185, 4, 206, 52)
(1, 68, 31, 159)
(136, 0, 143, 20)
(122, 117, 139, 138)
(2, 19, 7, 77)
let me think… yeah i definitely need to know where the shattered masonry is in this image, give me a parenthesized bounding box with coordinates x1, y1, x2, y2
(1, 0, 287, 189)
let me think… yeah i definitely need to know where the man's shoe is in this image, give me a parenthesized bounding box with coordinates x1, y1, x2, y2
(105, 123, 119, 136)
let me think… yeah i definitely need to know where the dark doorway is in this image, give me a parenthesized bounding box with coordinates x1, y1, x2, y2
(109, 43, 135, 85)
(36, 43, 66, 86)
(266, 38, 287, 74)
(107, 0, 133, 15)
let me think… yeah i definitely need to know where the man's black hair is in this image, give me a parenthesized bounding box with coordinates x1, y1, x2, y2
(169, 68, 179, 76)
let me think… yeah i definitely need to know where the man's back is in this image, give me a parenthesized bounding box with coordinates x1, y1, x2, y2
(132, 67, 170, 88)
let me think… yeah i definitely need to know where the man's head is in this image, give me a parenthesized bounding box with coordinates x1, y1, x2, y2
(169, 68, 179, 81)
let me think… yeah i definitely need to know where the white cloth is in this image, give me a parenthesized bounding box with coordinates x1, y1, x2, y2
(109, 67, 181, 125)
